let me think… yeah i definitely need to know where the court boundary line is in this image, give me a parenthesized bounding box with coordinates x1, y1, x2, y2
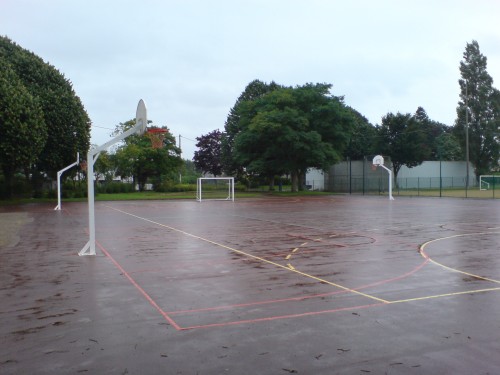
(90, 204, 500, 330)
(106, 205, 389, 304)
(95, 239, 182, 331)
(180, 302, 386, 330)
(419, 232, 500, 284)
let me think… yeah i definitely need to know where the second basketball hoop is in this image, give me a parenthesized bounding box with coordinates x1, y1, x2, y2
(372, 155, 384, 166)
(372, 154, 394, 200)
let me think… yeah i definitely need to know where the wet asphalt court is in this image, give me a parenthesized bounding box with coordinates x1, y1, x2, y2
(1, 196, 499, 374)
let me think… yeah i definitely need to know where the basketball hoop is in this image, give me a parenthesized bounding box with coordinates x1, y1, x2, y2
(372, 155, 384, 166)
(80, 160, 87, 171)
(145, 128, 168, 149)
(372, 154, 394, 200)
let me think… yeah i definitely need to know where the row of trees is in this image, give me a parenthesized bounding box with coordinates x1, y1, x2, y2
(194, 41, 499, 190)
(0, 36, 91, 198)
(1, 37, 498, 198)
(0, 36, 187, 197)
(193, 82, 461, 191)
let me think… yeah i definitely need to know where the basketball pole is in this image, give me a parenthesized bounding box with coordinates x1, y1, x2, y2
(376, 163, 395, 200)
(54, 152, 80, 210)
(79, 100, 147, 256)
(372, 155, 394, 201)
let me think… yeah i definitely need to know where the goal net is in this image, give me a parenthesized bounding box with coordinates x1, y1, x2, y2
(479, 175, 499, 190)
(196, 177, 235, 201)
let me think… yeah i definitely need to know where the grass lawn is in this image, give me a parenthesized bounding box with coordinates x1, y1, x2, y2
(1, 188, 497, 206)
(0, 190, 269, 205)
(394, 188, 498, 199)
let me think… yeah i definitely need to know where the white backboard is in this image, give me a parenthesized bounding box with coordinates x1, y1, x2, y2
(136, 99, 148, 135)
(373, 155, 384, 166)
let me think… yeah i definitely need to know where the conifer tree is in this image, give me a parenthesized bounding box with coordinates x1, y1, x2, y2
(454, 40, 500, 176)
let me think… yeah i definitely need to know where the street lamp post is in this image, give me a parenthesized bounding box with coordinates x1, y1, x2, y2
(179, 134, 182, 183)
(465, 81, 470, 196)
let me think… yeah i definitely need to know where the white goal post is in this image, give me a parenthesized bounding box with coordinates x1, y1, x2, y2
(479, 175, 499, 190)
(196, 177, 235, 202)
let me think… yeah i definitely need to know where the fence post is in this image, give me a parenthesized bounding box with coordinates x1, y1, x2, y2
(439, 159, 442, 197)
(493, 175, 496, 199)
(349, 157, 352, 195)
(362, 157, 366, 195)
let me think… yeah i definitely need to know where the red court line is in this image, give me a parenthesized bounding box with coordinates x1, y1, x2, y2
(95, 240, 182, 331)
(167, 289, 351, 315)
(167, 258, 430, 315)
(353, 258, 430, 292)
(94, 237, 389, 330)
(180, 302, 385, 331)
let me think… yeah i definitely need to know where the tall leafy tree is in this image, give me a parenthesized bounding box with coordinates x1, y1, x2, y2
(233, 83, 355, 191)
(193, 129, 223, 177)
(376, 112, 430, 179)
(180, 159, 201, 184)
(435, 132, 463, 161)
(454, 40, 500, 176)
(223, 79, 282, 177)
(343, 108, 377, 160)
(0, 36, 91, 194)
(0, 58, 46, 197)
(112, 120, 182, 190)
(414, 106, 461, 161)
(233, 91, 303, 187)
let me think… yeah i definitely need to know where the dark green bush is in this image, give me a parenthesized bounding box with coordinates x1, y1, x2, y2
(96, 181, 135, 194)
(154, 181, 197, 192)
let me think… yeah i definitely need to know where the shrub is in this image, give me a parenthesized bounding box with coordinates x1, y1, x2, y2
(235, 183, 247, 191)
(96, 181, 135, 194)
(154, 181, 197, 192)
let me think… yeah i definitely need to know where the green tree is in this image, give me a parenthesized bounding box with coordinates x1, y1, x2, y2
(376, 112, 431, 179)
(435, 133, 462, 161)
(344, 108, 377, 160)
(413, 106, 462, 161)
(233, 92, 300, 189)
(0, 36, 91, 194)
(223, 79, 282, 177)
(112, 120, 182, 191)
(180, 159, 201, 184)
(454, 40, 500, 176)
(233, 83, 355, 191)
(0, 59, 47, 197)
(94, 150, 114, 182)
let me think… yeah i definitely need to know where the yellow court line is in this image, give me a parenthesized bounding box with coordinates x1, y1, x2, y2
(390, 286, 500, 304)
(106, 206, 389, 304)
(419, 232, 500, 284)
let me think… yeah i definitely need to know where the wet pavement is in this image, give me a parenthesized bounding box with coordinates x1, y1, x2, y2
(1, 196, 499, 374)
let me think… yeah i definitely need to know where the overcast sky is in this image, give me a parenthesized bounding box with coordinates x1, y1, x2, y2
(2, 0, 499, 159)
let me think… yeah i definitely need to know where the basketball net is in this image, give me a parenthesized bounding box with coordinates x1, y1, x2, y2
(145, 128, 168, 149)
(80, 160, 87, 171)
